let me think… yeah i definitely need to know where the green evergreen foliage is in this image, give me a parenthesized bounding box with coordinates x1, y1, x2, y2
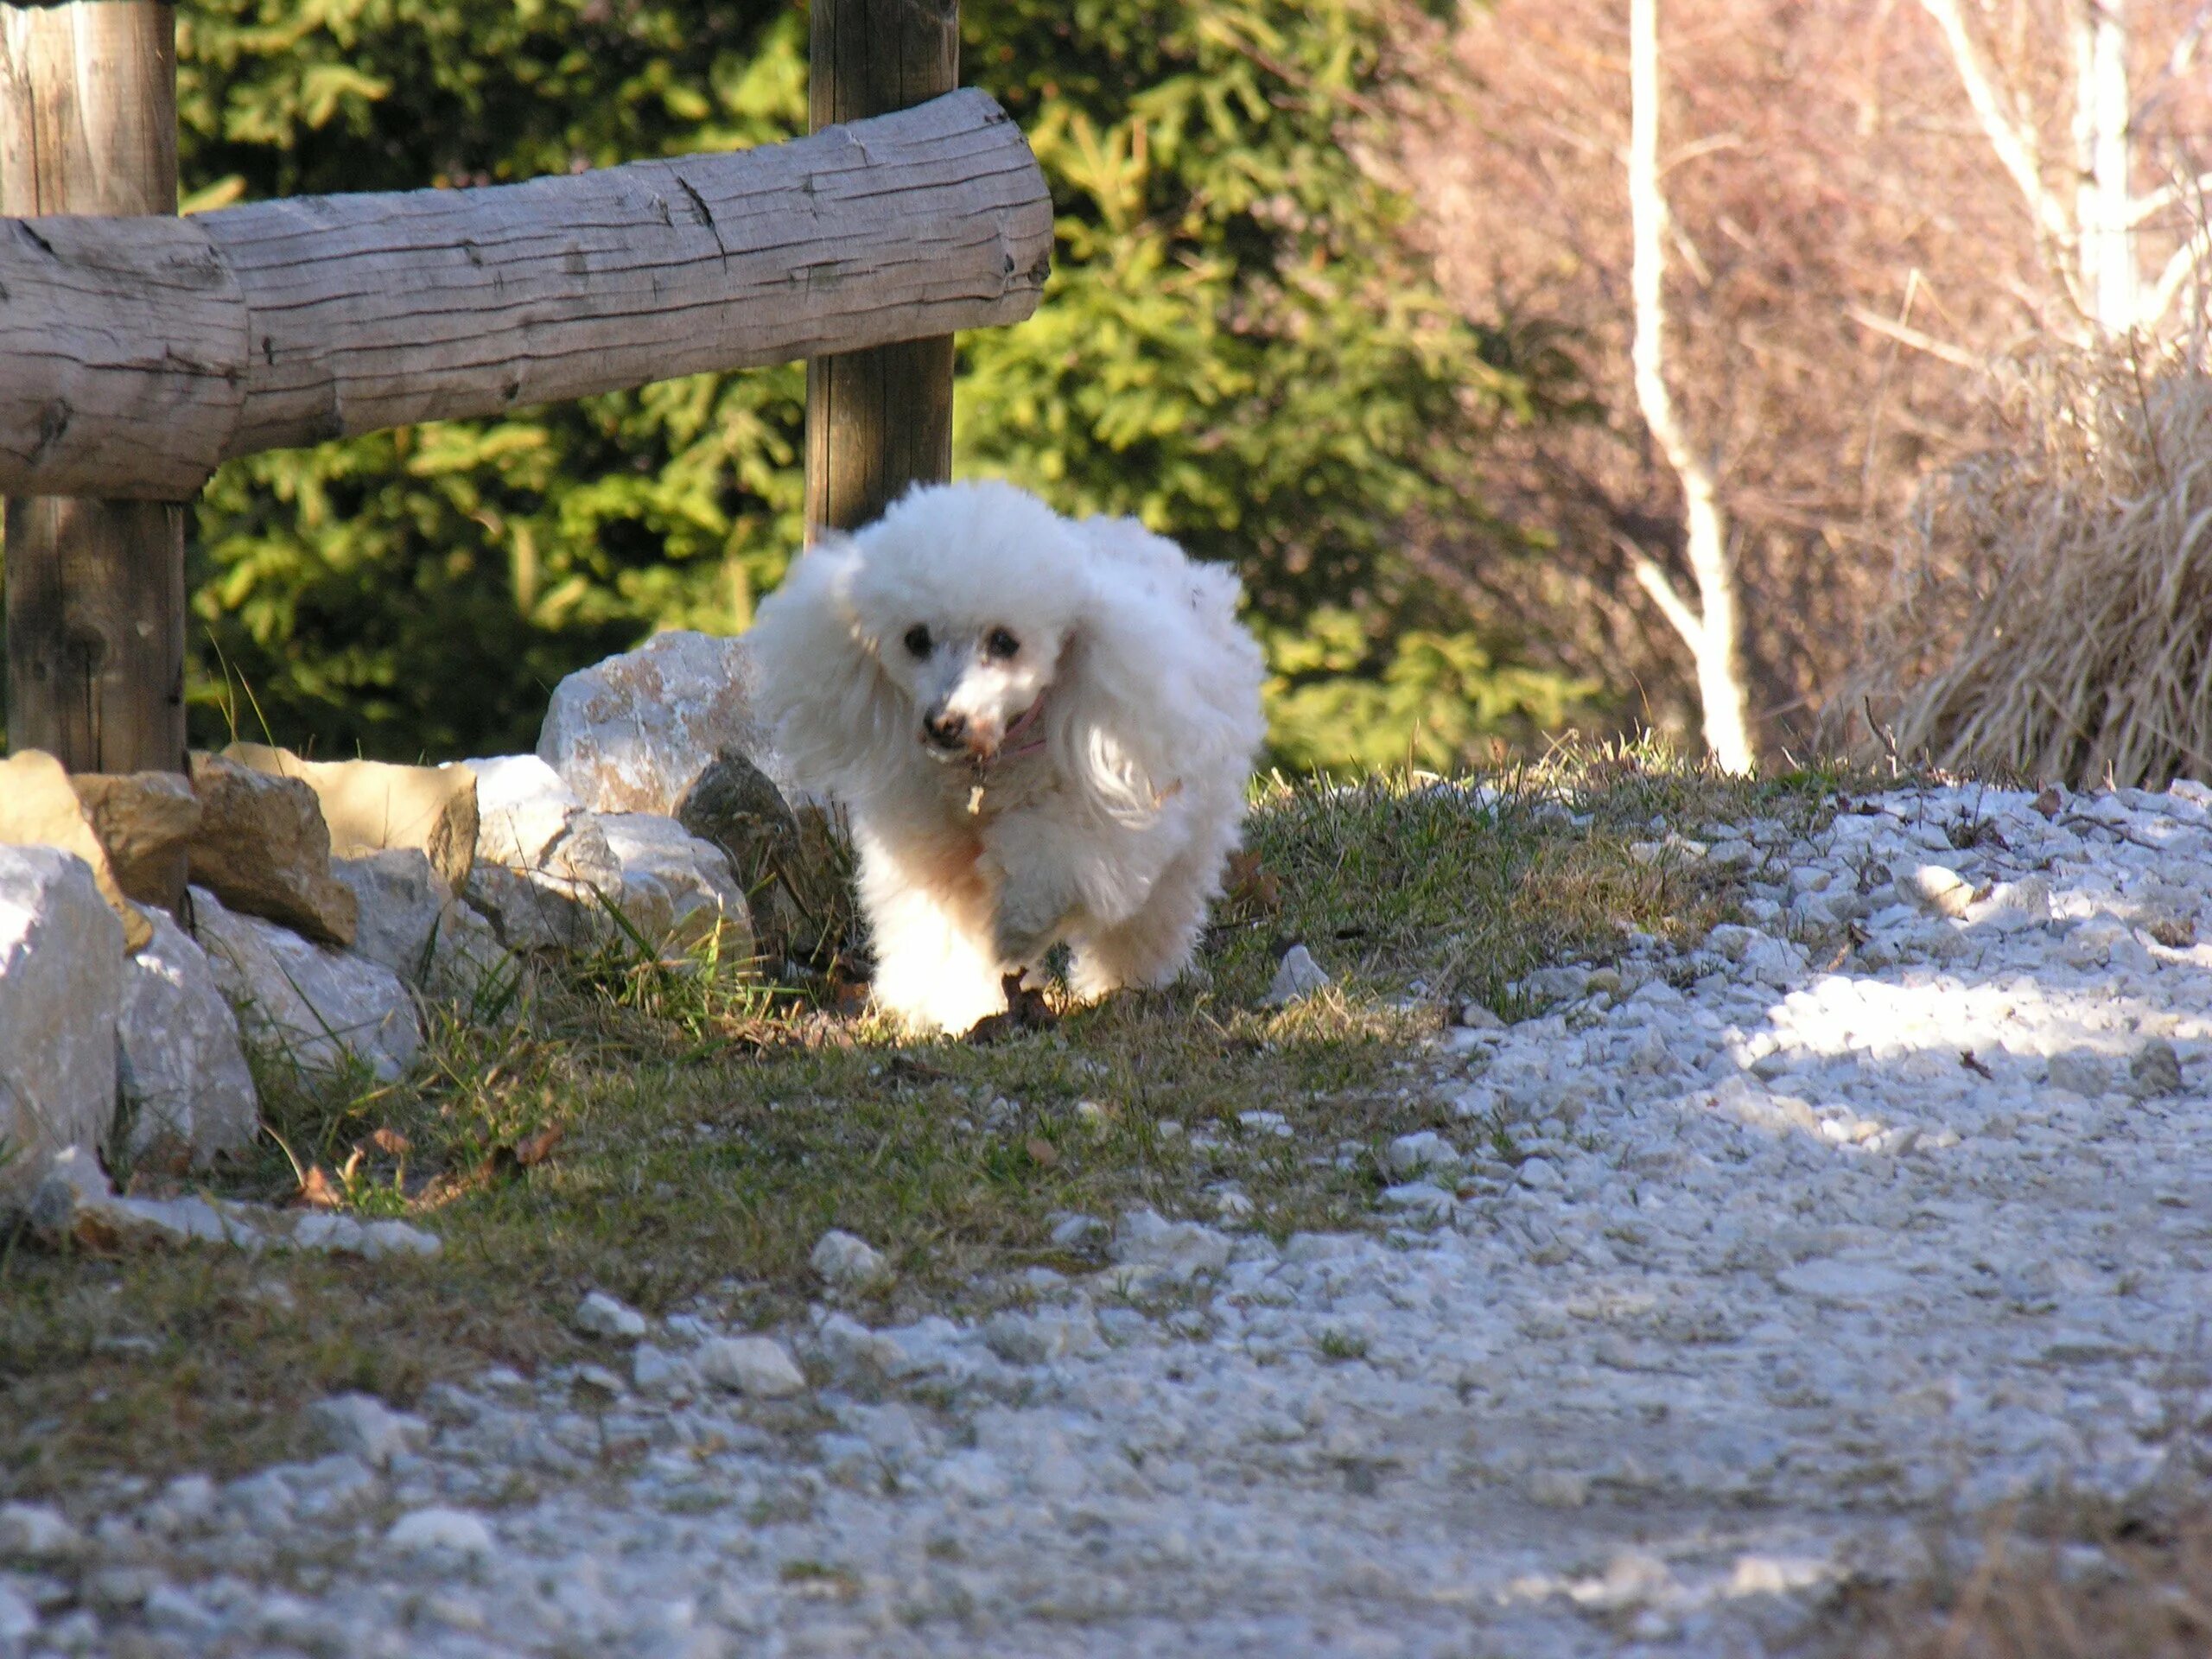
(150, 0, 1583, 766)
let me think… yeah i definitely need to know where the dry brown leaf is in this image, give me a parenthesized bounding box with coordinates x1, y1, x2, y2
(370, 1127, 411, 1156)
(298, 1166, 344, 1210)
(513, 1124, 565, 1167)
(1225, 850, 1283, 913)
(477, 1122, 566, 1185)
(965, 974, 1059, 1044)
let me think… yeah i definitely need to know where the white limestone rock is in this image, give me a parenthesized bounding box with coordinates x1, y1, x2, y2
(539, 630, 793, 816)
(0, 845, 123, 1207)
(983, 1306, 1103, 1366)
(1048, 1212, 1110, 1250)
(1516, 1156, 1563, 1191)
(467, 755, 599, 873)
(0, 1502, 85, 1565)
(461, 756, 622, 956)
(332, 848, 514, 1006)
(810, 1313, 912, 1382)
(308, 1394, 429, 1469)
(118, 910, 257, 1170)
(1897, 863, 1975, 918)
(1378, 1181, 1455, 1220)
(331, 848, 453, 983)
(462, 861, 601, 957)
(1706, 1075, 1821, 1139)
(1384, 1131, 1464, 1179)
(280, 1212, 442, 1259)
(0, 1580, 34, 1649)
(631, 1344, 700, 1399)
(696, 1335, 808, 1398)
(192, 887, 421, 1083)
(218, 744, 480, 892)
(2129, 1039, 2185, 1097)
(26, 1152, 437, 1259)
(422, 897, 512, 1008)
(385, 1508, 494, 1558)
(593, 813, 752, 954)
(1967, 875, 2051, 932)
(811, 1229, 893, 1292)
(28, 1147, 253, 1251)
(2046, 1052, 2113, 1097)
(1113, 1209, 1232, 1280)
(461, 756, 748, 958)
(1776, 1256, 1914, 1307)
(575, 1292, 649, 1342)
(1262, 943, 1332, 1007)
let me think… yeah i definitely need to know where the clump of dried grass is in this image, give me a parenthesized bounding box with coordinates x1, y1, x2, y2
(1808, 1503, 2212, 1659)
(1840, 342, 2212, 789)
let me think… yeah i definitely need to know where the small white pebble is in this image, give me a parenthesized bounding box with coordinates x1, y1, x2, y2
(810, 1230, 893, 1291)
(574, 1291, 648, 1342)
(696, 1336, 808, 1399)
(386, 1508, 495, 1557)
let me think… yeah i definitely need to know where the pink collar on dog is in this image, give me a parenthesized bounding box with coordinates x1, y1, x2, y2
(966, 695, 1051, 815)
(992, 694, 1050, 765)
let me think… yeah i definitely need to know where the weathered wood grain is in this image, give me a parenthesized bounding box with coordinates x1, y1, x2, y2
(0, 87, 1051, 499)
(3, 493, 188, 778)
(0, 214, 243, 499)
(2, 2, 189, 786)
(804, 0, 962, 538)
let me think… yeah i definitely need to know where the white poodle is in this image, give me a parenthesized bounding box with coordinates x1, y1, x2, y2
(748, 480, 1267, 1034)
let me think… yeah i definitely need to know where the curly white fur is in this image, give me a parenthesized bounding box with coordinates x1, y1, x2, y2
(748, 480, 1267, 1033)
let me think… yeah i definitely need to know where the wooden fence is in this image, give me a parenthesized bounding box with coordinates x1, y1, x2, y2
(0, 0, 1040, 777)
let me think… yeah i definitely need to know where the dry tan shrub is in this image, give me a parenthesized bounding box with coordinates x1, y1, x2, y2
(1840, 343, 2212, 789)
(1808, 1503, 2212, 1659)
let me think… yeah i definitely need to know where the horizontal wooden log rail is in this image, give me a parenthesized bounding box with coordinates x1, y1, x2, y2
(0, 86, 1050, 500)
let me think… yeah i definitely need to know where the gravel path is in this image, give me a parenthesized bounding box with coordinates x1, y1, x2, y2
(14, 780, 2212, 1658)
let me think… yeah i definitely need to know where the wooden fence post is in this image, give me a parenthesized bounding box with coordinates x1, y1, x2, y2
(0, 2, 187, 782)
(805, 0, 961, 538)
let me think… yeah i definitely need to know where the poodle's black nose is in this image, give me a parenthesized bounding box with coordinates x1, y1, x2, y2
(925, 711, 969, 750)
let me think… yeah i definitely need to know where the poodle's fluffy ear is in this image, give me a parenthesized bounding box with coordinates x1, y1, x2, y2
(749, 535, 908, 799)
(1045, 583, 1183, 827)
(1045, 544, 1268, 827)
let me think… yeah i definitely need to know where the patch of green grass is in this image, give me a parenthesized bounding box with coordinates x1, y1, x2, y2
(0, 744, 1866, 1492)
(1316, 1330, 1371, 1363)
(778, 1557, 864, 1603)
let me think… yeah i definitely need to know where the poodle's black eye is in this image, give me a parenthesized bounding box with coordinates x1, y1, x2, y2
(985, 627, 1020, 660)
(902, 625, 932, 658)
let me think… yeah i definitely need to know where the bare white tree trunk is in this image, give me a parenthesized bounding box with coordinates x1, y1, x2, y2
(1624, 0, 1755, 774)
(1918, 0, 2209, 339)
(2075, 0, 2137, 333)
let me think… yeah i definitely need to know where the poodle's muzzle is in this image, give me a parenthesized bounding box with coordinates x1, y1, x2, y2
(923, 708, 970, 753)
(919, 695, 1047, 767)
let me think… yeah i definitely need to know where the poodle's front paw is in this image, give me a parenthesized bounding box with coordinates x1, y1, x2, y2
(874, 969, 1008, 1036)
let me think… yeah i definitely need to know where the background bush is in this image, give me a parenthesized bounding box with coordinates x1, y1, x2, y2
(16, 0, 1588, 767)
